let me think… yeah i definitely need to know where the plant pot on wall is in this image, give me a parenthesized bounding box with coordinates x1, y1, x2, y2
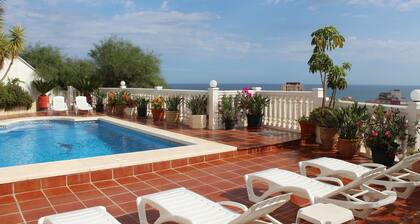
(190, 115, 207, 129)
(224, 119, 236, 130)
(152, 109, 165, 121)
(319, 127, 338, 150)
(247, 114, 263, 129)
(166, 111, 179, 124)
(371, 149, 395, 167)
(37, 95, 49, 111)
(337, 138, 361, 158)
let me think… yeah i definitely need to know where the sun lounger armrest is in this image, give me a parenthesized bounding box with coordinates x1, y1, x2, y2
(313, 176, 344, 186)
(359, 163, 386, 169)
(217, 201, 248, 213)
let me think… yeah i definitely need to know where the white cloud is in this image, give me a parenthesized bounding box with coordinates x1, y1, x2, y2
(160, 0, 169, 11)
(4, 0, 260, 58)
(265, 0, 293, 5)
(345, 0, 420, 11)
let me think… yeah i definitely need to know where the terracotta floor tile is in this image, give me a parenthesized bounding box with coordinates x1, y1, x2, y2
(123, 182, 153, 192)
(144, 178, 173, 187)
(93, 180, 120, 189)
(15, 191, 45, 202)
(119, 201, 138, 213)
(110, 193, 136, 204)
(68, 183, 96, 193)
(100, 186, 130, 196)
(135, 173, 161, 181)
(115, 177, 140, 185)
(133, 188, 159, 197)
(48, 194, 79, 206)
(0, 212, 24, 223)
(43, 187, 72, 197)
(0, 195, 16, 205)
(82, 197, 114, 207)
(0, 203, 19, 215)
(22, 207, 55, 222)
(106, 205, 126, 217)
(190, 184, 219, 196)
(53, 201, 85, 213)
(19, 198, 51, 211)
(75, 190, 105, 201)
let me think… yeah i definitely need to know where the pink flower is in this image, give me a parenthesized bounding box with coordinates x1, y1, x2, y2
(371, 131, 379, 137)
(242, 86, 252, 97)
(384, 131, 392, 138)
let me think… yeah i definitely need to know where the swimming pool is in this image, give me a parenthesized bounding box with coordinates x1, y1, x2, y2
(0, 120, 182, 167)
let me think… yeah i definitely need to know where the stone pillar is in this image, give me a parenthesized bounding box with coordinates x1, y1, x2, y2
(312, 88, 323, 108)
(407, 101, 420, 151)
(208, 80, 219, 130)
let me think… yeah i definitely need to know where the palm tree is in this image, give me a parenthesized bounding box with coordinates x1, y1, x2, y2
(327, 62, 351, 108)
(308, 52, 333, 108)
(0, 25, 25, 82)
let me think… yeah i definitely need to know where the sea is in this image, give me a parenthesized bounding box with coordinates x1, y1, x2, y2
(168, 83, 420, 102)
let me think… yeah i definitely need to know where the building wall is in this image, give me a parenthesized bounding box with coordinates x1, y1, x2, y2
(0, 57, 38, 98)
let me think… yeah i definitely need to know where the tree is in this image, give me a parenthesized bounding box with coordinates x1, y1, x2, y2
(308, 26, 346, 108)
(21, 43, 64, 82)
(89, 36, 166, 88)
(0, 25, 25, 82)
(327, 62, 351, 108)
(0, 0, 4, 32)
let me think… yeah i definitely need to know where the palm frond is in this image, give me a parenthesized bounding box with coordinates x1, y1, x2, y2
(0, 0, 4, 32)
(7, 25, 25, 58)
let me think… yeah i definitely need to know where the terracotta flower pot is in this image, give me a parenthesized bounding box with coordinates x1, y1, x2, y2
(337, 138, 361, 158)
(166, 111, 179, 124)
(37, 95, 49, 111)
(319, 127, 338, 151)
(152, 109, 165, 121)
(299, 121, 316, 144)
(114, 105, 125, 116)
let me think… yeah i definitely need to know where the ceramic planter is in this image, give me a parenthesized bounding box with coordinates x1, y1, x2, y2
(166, 111, 180, 124)
(337, 138, 361, 158)
(247, 114, 263, 129)
(137, 105, 148, 118)
(37, 95, 49, 111)
(223, 120, 236, 130)
(319, 127, 338, 151)
(190, 115, 207, 129)
(95, 104, 104, 113)
(299, 121, 316, 144)
(371, 149, 395, 167)
(152, 109, 165, 121)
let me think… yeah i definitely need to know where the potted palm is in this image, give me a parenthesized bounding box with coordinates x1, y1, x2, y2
(31, 79, 56, 111)
(310, 107, 339, 150)
(151, 96, 165, 121)
(238, 87, 269, 129)
(219, 95, 239, 130)
(186, 95, 208, 129)
(113, 91, 127, 116)
(93, 90, 106, 113)
(336, 103, 368, 158)
(298, 116, 316, 144)
(133, 97, 149, 118)
(363, 106, 416, 167)
(166, 96, 183, 124)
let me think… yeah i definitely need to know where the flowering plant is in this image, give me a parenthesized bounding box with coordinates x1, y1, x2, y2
(238, 87, 269, 116)
(336, 103, 368, 139)
(363, 106, 416, 154)
(151, 96, 165, 110)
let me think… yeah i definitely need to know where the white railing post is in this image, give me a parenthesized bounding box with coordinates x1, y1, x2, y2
(208, 80, 219, 130)
(312, 88, 323, 108)
(407, 101, 420, 151)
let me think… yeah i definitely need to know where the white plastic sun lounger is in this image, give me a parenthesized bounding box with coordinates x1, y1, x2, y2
(75, 96, 93, 115)
(51, 96, 68, 114)
(299, 153, 420, 199)
(245, 167, 397, 219)
(137, 187, 291, 224)
(38, 206, 120, 224)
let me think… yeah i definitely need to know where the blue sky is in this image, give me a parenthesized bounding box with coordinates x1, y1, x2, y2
(4, 0, 420, 85)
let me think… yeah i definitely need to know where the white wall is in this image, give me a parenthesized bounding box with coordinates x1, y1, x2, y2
(0, 57, 38, 98)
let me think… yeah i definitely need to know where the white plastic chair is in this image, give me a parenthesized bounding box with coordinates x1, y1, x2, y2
(299, 154, 420, 199)
(245, 167, 397, 219)
(38, 206, 120, 224)
(51, 96, 68, 115)
(137, 187, 291, 224)
(75, 96, 93, 115)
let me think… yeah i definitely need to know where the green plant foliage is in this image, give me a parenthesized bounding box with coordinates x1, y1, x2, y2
(309, 107, 339, 128)
(363, 106, 416, 154)
(238, 88, 269, 116)
(297, 115, 315, 124)
(166, 96, 182, 112)
(31, 79, 56, 95)
(187, 95, 207, 115)
(219, 95, 239, 122)
(89, 36, 166, 88)
(0, 79, 33, 110)
(336, 103, 368, 139)
(93, 90, 106, 105)
(132, 96, 150, 108)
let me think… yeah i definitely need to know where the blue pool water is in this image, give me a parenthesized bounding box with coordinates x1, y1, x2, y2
(0, 120, 182, 167)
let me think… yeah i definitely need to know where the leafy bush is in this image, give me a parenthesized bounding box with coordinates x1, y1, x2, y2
(32, 79, 56, 95)
(238, 87, 269, 116)
(151, 96, 165, 110)
(166, 96, 182, 111)
(309, 107, 339, 128)
(133, 96, 149, 107)
(219, 95, 239, 122)
(187, 95, 207, 115)
(93, 90, 106, 105)
(0, 79, 33, 110)
(336, 103, 368, 139)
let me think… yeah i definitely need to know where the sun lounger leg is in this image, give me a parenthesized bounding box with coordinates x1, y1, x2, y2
(137, 197, 149, 224)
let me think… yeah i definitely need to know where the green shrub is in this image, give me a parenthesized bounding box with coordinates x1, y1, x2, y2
(166, 96, 182, 112)
(187, 95, 207, 115)
(219, 95, 239, 122)
(309, 107, 339, 128)
(0, 79, 33, 110)
(32, 79, 56, 95)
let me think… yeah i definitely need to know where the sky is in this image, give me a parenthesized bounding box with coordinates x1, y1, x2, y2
(3, 0, 420, 85)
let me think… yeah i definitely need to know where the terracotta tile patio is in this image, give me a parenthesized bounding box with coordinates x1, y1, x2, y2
(0, 113, 419, 223)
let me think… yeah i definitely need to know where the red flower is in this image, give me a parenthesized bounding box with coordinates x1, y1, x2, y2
(384, 131, 392, 138)
(371, 130, 379, 137)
